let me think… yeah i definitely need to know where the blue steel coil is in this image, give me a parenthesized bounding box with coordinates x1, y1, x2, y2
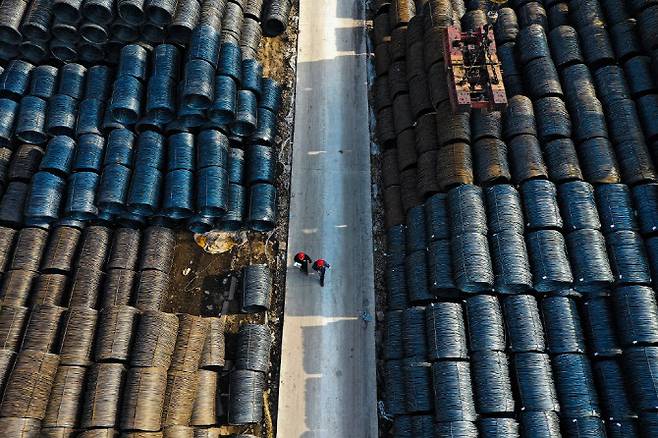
(197, 165, 229, 217)
(613, 285, 658, 347)
(518, 411, 561, 438)
(246, 144, 275, 185)
(84, 65, 113, 102)
(167, 0, 201, 44)
(231, 90, 258, 137)
(489, 230, 532, 294)
(76, 98, 104, 137)
(497, 42, 520, 78)
(479, 418, 519, 437)
(145, 77, 176, 124)
(111, 18, 139, 42)
(566, 229, 614, 292)
(0, 181, 28, 226)
(217, 42, 242, 82)
(593, 65, 632, 106)
(624, 346, 658, 412)
(227, 147, 245, 185)
(427, 239, 456, 293)
(524, 57, 563, 100)
(386, 264, 407, 310)
(541, 296, 587, 354)
(25, 171, 65, 223)
(434, 421, 478, 438)
(521, 179, 563, 230)
(228, 369, 266, 425)
(162, 169, 194, 219)
(392, 416, 413, 436)
(9, 143, 43, 182)
(402, 360, 433, 413)
(610, 19, 642, 63)
(553, 353, 601, 417)
(182, 59, 215, 110)
(241, 265, 272, 314)
(548, 25, 584, 69)
(186, 214, 214, 233)
(424, 193, 449, 241)
(167, 132, 195, 171)
(134, 130, 165, 171)
(502, 294, 546, 353)
(613, 140, 657, 187)
(176, 101, 205, 128)
(606, 230, 652, 285)
(126, 166, 162, 216)
(582, 297, 622, 358)
(470, 350, 515, 414)
(118, 44, 149, 81)
(383, 359, 406, 416)
(595, 184, 638, 234)
(0, 60, 32, 100)
(557, 180, 601, 231)
(447, 184, 487, 237)
(46, 94, 78, 137)
(28, 65, 58, 99)
(630, 178, 658, 231)
(57, 63, 86, 101)
(580, 23, 616, 69)
(451, 232, 493, 293)
(526, 229, 573, 292)
(543, 137, 583, 183)
(576, 137, 621, 184)
(568, 99, 609, 145)
(402, 306, 427, 359)
(117, 0, 145, 25)
(472, 138, 510, 185)
(20, 40, 48, 65)
(109, 75, 144, 125)
(512, 352, 560, 411)
(189, 24, 221, 69)
(518, 24, 550, 65)
(533, 96, 571, 141)
(464, 294, 506, 353)
(411, 415, 433, 438)
(197, 129, 229, 169)
(386, 224, 406, 267)
(242, 60, 262, 99)
(592, 359, 636, 421)
(252, 108, 277, 145)
(16, 95, 47, 145)
(64, 171, 99, 219)
(0, 98, 18, 146)
(405, 249, 433, 302)
(82, 0, 115, 24)
(209, 75, 237, 125)
(40, 135, 75, 176)
(260, 77, 283, 113)
(484, 184, 524, 235)
(104, 128, 135, 167)
(624, 56, 656, 99)
(605, 98, 644, 145)
(406, 205, 427, 253)
(507, 134, 548, 184)
(384, 310, 404, 360)
(608, 419, 640, 438)
(151, 44, 180, 79)
(563, 417, 607, 437)
(73, 133, 105, 172)
(503, 95, 536, 139)
(570, 0, 606, 28)
(431, 360, 477, 422)
(425, 302, 468, 361)
(647, 236, 658, 282)
(78, 42, 105, 65)
(145, 0, 176, 26)
(80, 22, 109, 44)
(135, 114, 165, 134)
(219, 182, 246, 230)
(102, 105, 126, 132)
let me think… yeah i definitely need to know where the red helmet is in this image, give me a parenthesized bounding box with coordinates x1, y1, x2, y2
(295, 252, 306, 261)
(315, 259, 325, 268)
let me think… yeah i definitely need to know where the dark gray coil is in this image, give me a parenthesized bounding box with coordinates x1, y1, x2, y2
(118, 0, 146, 25)
(102, 104, 127, 132)
(648, 236, 658, 282)
(200, 316, 225, 369)
(472, 138, 510, 185)
(209, 75, 237, 125)
(0, 181, 29, 227)
(252, 107, 277, 145)
(139, 225, 175, 272)
(146, 77, 176, 124)
(512, 352, 560, 411)
(10, 226, 48, 272)
(0, 303, 28, 350)
(624, 346, 658, 411)
(524, 57, 563, 99)
(262, 0, 291, 36)
(384, 310, 404, 360)
(402, 360, 433, 413)
(246, 144, 275, 185)
(608, 419, 640, 438)
(228, 369, 265, 425)
(451, 232, 493, 293)
(402, 306, 427, 359)
(162, 169, 194, 219)
(104, 128, 135, 167)
(521, 179, 562, 230)
(610, 19, 642, 63)
(425, 302, 468, 360)
(16, 95, 47, 145)
(553, 353, 601, 417)
(101, 268, 136, 308)
(20, 0, 53, 41)
(196, 165, 229, 217)
(494, 7, 518, 44)
(518, 0, 547, 28)
(416, 150, 439, 198)
(248, 182, 276, 231)
(406, 205, 427, 253)
(85, 65, 112, 101)
(489, 230, 532, 294)
(428, 64, 448, 109)
(377, 108, 396, 148)
(595, 183, 637, 234)
(431, 360, 477, 421)
(526, 229, 573, 292)
(127, 166, 162, 216)
(0, 226, 17, 274)
(73, 133, 104, 172)
(240, 17, 262, 60)
(64, 171, 99, 220)
(58, 306, 98, 366)
(541, 296, 587, 354)
(633, 184, 658, 237)
(94, 305, 139, 362)
(76, 98, 104, 137)
(386, 224, 406, 267)
(518, 24, 550, 65)
(222, 1, 244, 42)
(167, 133, 194, 172)
(464, 295, 505, 353)
(0, 60, 33, 100)
(606, 230, 651, 285)
(636, 94, 658, 143)
(79, 42, 106, 65)
(135, 268, 170, 310)
(109, 74, 144, 125)
(111, 19, 139, 42)
(57, 63, 86, 100)
(533, 96, 571, 142)
(410, 415, 433, 438)
(0, 0, 29, 44)
(478, 418, 519, 437)
(189, 24, 221, 70)
(73, 226, 109, 273)
(0, 98, 18, 146)
(519, 411, 561, 437)
(485, 184, 524, 235)
(470, 350, 515, 414)
(235, 323, 271, 372)
(167, 0, 200, 43)
(14, 41, 41, 62)
(548, 25, 583, 69)
(384, 185, 405, 229)
(242, 263, 272, 313)
(119, 366, 168, 431)
(562, 417, 607, 437)
(405, 249, 433, 303)
(29, 65, 58, 99)
(583, 296, 622, 358)
(182, 59, 215, 110)
(231, 89, 258, 137)
(561, 61, 596, 97)
(436, 101, 470, 146)
(613, 285, 658, 347)
(185, 214, 213, 233)
(260, 77, 283, 113)
(580, 23, 615, 69)
(0, 269, 37, 305)
(81, 0, 115, 24)
(243, 0, 262, 19)
(143, 0, 175, 26)
(97, 163, 131, 214)
(502, 294, 545, 352)
(557, 180, 601, 231)
(594, 65, 631, 106)
(433, 421, 478, 438)
(197, 129, 229, 169)
(503, 95, 536, 139)
(80, 22, 110, 44)
(566, 229, 614, 292)
(462, 9, 486, 31)
(428, 239, 456, 293)
(386, 264, 408, 310)
(424, 193, 449, 241)
(220, 182, 246, 229)
(605, 99, 645, 146)
(67, 266, 104, 307)
(9, 143, 44, 182)
(447, 184, 487, 236)
(0, 146, 9, 185)
(471, 110, 501, 141)
(576, 136, 621, 184)
(43, 365, 87, 428)
(570, 0, 605, 28)
(118, 44, 148, 81)
(21, 303, 65, 352)
(497, 41, 519, 77)
(624, 56, 656, 98)
(592, 359, 635, 421)
(41, 225, 80, 274)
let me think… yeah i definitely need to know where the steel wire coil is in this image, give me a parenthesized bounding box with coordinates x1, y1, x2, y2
(580, 23, 616, 69)
(208, 75, 237, 124)
(118, 44, 149, 81)
(0, 269, 37, 306)
(518, 0, 547, 27)
(0, 180, 28, 226)
(128, 310, 177, 368)
(521, 179, 562, 230)
(624, 346, 658, 411)
(185, 214, 213, 233)
(472, 138, 510, 185)
(570, 98, 609, 148)
(553, 353, 601, 417)
(200, 316, 225, 369)
(246, 144, 275, 185)
(409, 77, 433, 119)
(447, 184, 487, 236)
(222, 1, 244, 42)
(75, 224, 111, 271)
(384, 310, 404, 360)
(384, 359, 405, 415)
(43, 365, 87, 428)
(64, 171, 100, 220)
(235, 323, 271, 373)
(0, 98, 18, 146)
(387, 224, 405, 265)
(570, 0, 605, 27)
(511, 352, 560, 412)
(0, 304, 28, 350)
(28, 65, 58, 100)
(162, 169, 194, 219)
(534, 97, 571, 142)
(219, 182, 246, 229)
(101, 268, 137, 308)
(181, 59, 215, 110)
(82, 364, 127, 429)
(541, 295, 586, 354)
(415, 113, 438, 154)
(428, 239, 456, 293)
(582, 296, 622, 358)
(470, 350, 515, 415)
(609, 19, 641, 63)
(53, 63, 85, 101)
(111, 18, 140, 42)
(594, 65, 632, 107)
(0, 145, 10, 185)
(462, 9, 486, 31)
(376, 107, 396, 147)
(139, 225, 175, 272)
(425, 302, 467, 361)
(167, 0, 200, 43)
(170, 314, 207, 372)
(49, 39, 79, 62)
(431, 360, 477, 421)
(451, 232, 493, 293)
(648, 235, 658, 282)
(548, 25, 583, 69)
(566, 229, 613, 292)
(196, 165, 229, 218)
(384, 185, 404, 228)
(606, 230, 651, 285)
(428, 63, 449, 108)
(94, 305, 139, 362)
(254, 77, 279, 112)
(496, 41, 519, 78)
(406, 205, 427, 253)
(436, 101, 471, 146)
(41, 225, 80, 274)
(526, 229, 573, 291)
(518, 411, 561, 437)
(20, 0, 53, 42)
(489, 230, 532, 294)
(484, 184, 524, 235)
(478, 418, 519, 437)
(605, 99, 645, 147)
(518, 24, 549, 65)
(68, 266, 104, 307)
(241, 264, 272, 313)
(146, 77, 176, 124)
(134, 268, 169, 311)
(464, 294, 505, 352)
(228, 368, 265, 425)
(432, 421, 478, 438)
(262, 0, 292, 36)
(252, 107, 277, 145)
(187, 25, 221, 72)
(16, 95, 47, 145)
(231, 89, 258, 137)
(405, 249, 433, 302)
(104, 128, 135, 167)
(79, 41, 107, 64)
(127, 166, 163, 216)
(84, 65, 113, 102)
(472, 109, 502, 141)
(402, 306, 427, 359)
(562, 417, 607, 437)
(248, 182, 276, 231)
(424, 193, 449, 241)
(558, 180, 601, 231)
(197, 129, 229, 170)
(613, 285, 658, 347)
(76, 98, 104, 137)
(576, 136, 620, 184)
(637, 93, 658, 143)
(0, 0, 29, 45)
(166, 133, 194, 172)
(21, 303, 65, 353)
(58, 305, 98, 366)
(406, 41, 426, 83)
(624, 56, 656, 98)
(80, 21, 110, 44)
(160, 370, 199, 427)
(494, 7, 518, 44)
(120, 366, 168, 431)
(109, 74, 144, 125)
(608, 419, 641, 437)
(70, 133, 104, 171)
(189, 369, 218, 426)
(503, 95, 536, 139)
(401, 360, 433, 414)
(595, 183, 637, 234)
(107, 228, 140, 271)
(97, 163, 131, 214)
(9, 143, 44, 182)
(0, 60, 33, 100)
(502, 294, 545, 352)
(523, 57, 563, 99)
(0, 226, 17, 274)
(239, 17, 262, 61)
(591, 358, 635, 421)
(386, 265, 408, 310)
(388, 61, 408, 100)
(10, 226, 48, 272)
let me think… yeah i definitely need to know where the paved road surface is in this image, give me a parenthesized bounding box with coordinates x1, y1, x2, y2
(276, 0, 377, 437)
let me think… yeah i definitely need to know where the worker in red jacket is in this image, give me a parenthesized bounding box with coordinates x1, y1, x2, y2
(312, 259, 331, 287)
(294, 252, 313, 274)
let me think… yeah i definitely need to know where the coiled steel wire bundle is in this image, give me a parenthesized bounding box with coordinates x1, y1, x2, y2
(0, 98, 18, 146)
(423, 193, 449, 241)
(80, 21, 111, 44)
(609, 419, 642, 438)
(595, 183, 638, 234)
(235, 323, 271, 373)
(43, 365, 87, 428)
(29, 65, 58, 99)
(517, 24, 550, 66)
(593, 65, 632, 106)
(401, 306, 427, 359)
(10, 226, 48, 272)
(518, 411, 561, 437)
(127, 165, 162, 216)
(424, 302, 468, 361)
(81, 362, 126, 428)
(231, 89, 258, 137)
(489, 230, 532, 294)
(54, 63, 85, 101)
(181, 59, 215, 110)
(24, 171, 66, 225)
(97, 163, 131, 214)
(120, 366, 168, 431)
(507, 134, 548, 183)
(0, 349, 59, 419)
(576, 136, 621, 184)
(16, 95, 48, 145)
(240, 17, 262, 60)
(196, 165, 229, 218)
(566, 104, 609, 147)
(502, 293, 547, 352)
(402, 360, 433, 413)
(504, 95, 536, 139)
(384, 310, 404, 360)
(20, 303, 65, 353)
(566, 229, 614, 292)
(241, 264, 272, 313)
(569, 0, 605, 29)
(262, 0, 292, 37)
(582, 296, 622, 359)
(541, 296, 587, 355)
(228, 368, 265, 425)
(436, 102, 471, 146)
(0, 0, 30, 45)
(580, 23, 616, 69)
(248, 182, 276, 231)
(520, 179, 562, 230)
(624, 346, 658, 412)
(252, 107, 278, 145)
(386, 264, 407, 310)
(0, 226, 17, 274)
(135, 268, 170, 311)
(109, 74, 144, 126)
(168, 314, 207, 372)
(624, 56, 656, 98)
(75, 225, 111, 271)
(518, 0, 547, 28)
(94, 305, 139, 362)
(447, 184, 487, 236)
(20, 0, 53, 43)
(427, 239, 456, 293)
(101, 267, 137, 308)
(200, 316, 225, 369)
(383, 359, 405, 416)
(0, 418, 41, 435)
(146, 78, 176, 124)
(562, 417, 608, 437)
(406, 205, 427, 253)
(220, 182, 247, 229)
(187, 25, 221, 73)
(470, 350, 515, 414)
(396, 130, 417, 173)
(0, 269, 37, 305)
(612, 285, 658, 347)
(471, 110, 502, 142)
(67, 266, 104, 307)
(197, 129, 229, 170)
(58, 306, 98, 366)
(553, 353, 601, 417)
(533, 96, 571, 141)
(451, 232, 493, 293)
(609, 19, 642, 64)
(72, 134, 104, 173)
(604, 98, 644, 147)
(9, 144, 44, 183)
(606, 230, 652, 285)
(511, 352, 561, 412)
(498, 43, 525, 97)
(484, 184, 524, 236)
(478, 418, 519, 437)
(84, 64, 113, 102)
(472, 138, 510, 185)
(0, 60, 33, 100)
(166, 133, 194, 172)
(246, 144, 275, 185)
(0, 304, 28, 350)
(221, 1, 244, 44)
(431, 360, 477, 421)
(557, 180, 601, 231)
(405, 249, 433, 302)
(541, 137, 581, 183)
(0, 180, 29, 226)
(632, 183, 658, 237)
(64, 171, 99, 220)
(526, 229, 573, 292)
(161, 370, 199, 427)
(167, 0, 200, 43)
(106, 228, 140, 271)
(414, 150, 439, 198)
(209, 75, 238, 125)
(104, 128, 135, 167)
(117, 43, 149, 81)
(162, 169, 194, 219)
(130, 310, 178, 368)
(76, 98, 104, 137)
(591, 359, 635, 422)
(524, 57, 563, 100)
(548, 25, 584, 69)
(494, 7, 518, 44)
(190, 371, 218, 426)
(432, 421, 478, 438)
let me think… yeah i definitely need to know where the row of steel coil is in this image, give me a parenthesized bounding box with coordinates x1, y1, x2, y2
(0, 0, 292, 65)
(375, 0, 658, 436)
(0, 39, 282, 233)
(0, 219, 274, 434)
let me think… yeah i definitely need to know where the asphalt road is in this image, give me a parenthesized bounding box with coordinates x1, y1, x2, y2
(276, 0, 377, 437)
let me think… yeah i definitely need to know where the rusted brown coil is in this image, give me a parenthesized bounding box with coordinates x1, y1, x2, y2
(94, 305, 140, 363)
(0, 349, 59, 419)
(39, 427, 77, 437)
(122, 433, 164, 438)
(163, 426, 194, 437)
(190, 369, 218, 426)
(139, 226, 176, 273)
(31, 273, 68, 306)
(161, 370, 199, 426)
(21, 303, 66, 353)
(58, 306, 98, 366)
(0, 348, 15, 393)
(170, 314, 208, 372)
(10, 227, 49, 272)
(436, 142, 474, 191)
(40, 226, 81, 274)
(0, 304, 28, 350)
(81, 363, 126, 429)
(78, 429, 119, 438)
(101, 268, 137, 308)
(43, 365, 87, 428)
(107, 227, 141, 271)
(0, 226, 18, 274)
(0, 269, 38, 306)
(0, 417, 41, 436)
(200, 316, 225, 369)
(135, 269, 170, 311)
(75, 225, 112, 272)
(67, 266, 104, 308)
(131, 310, 179, 368)
(191, 429, 221, 437)
(120, 366, 168, 431)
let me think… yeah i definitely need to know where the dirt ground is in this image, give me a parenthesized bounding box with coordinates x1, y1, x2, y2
(163, 4, 300, 436)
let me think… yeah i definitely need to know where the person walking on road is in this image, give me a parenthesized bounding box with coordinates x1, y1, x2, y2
(312, 259, 331, 287)
(294, 252, 313, 274)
